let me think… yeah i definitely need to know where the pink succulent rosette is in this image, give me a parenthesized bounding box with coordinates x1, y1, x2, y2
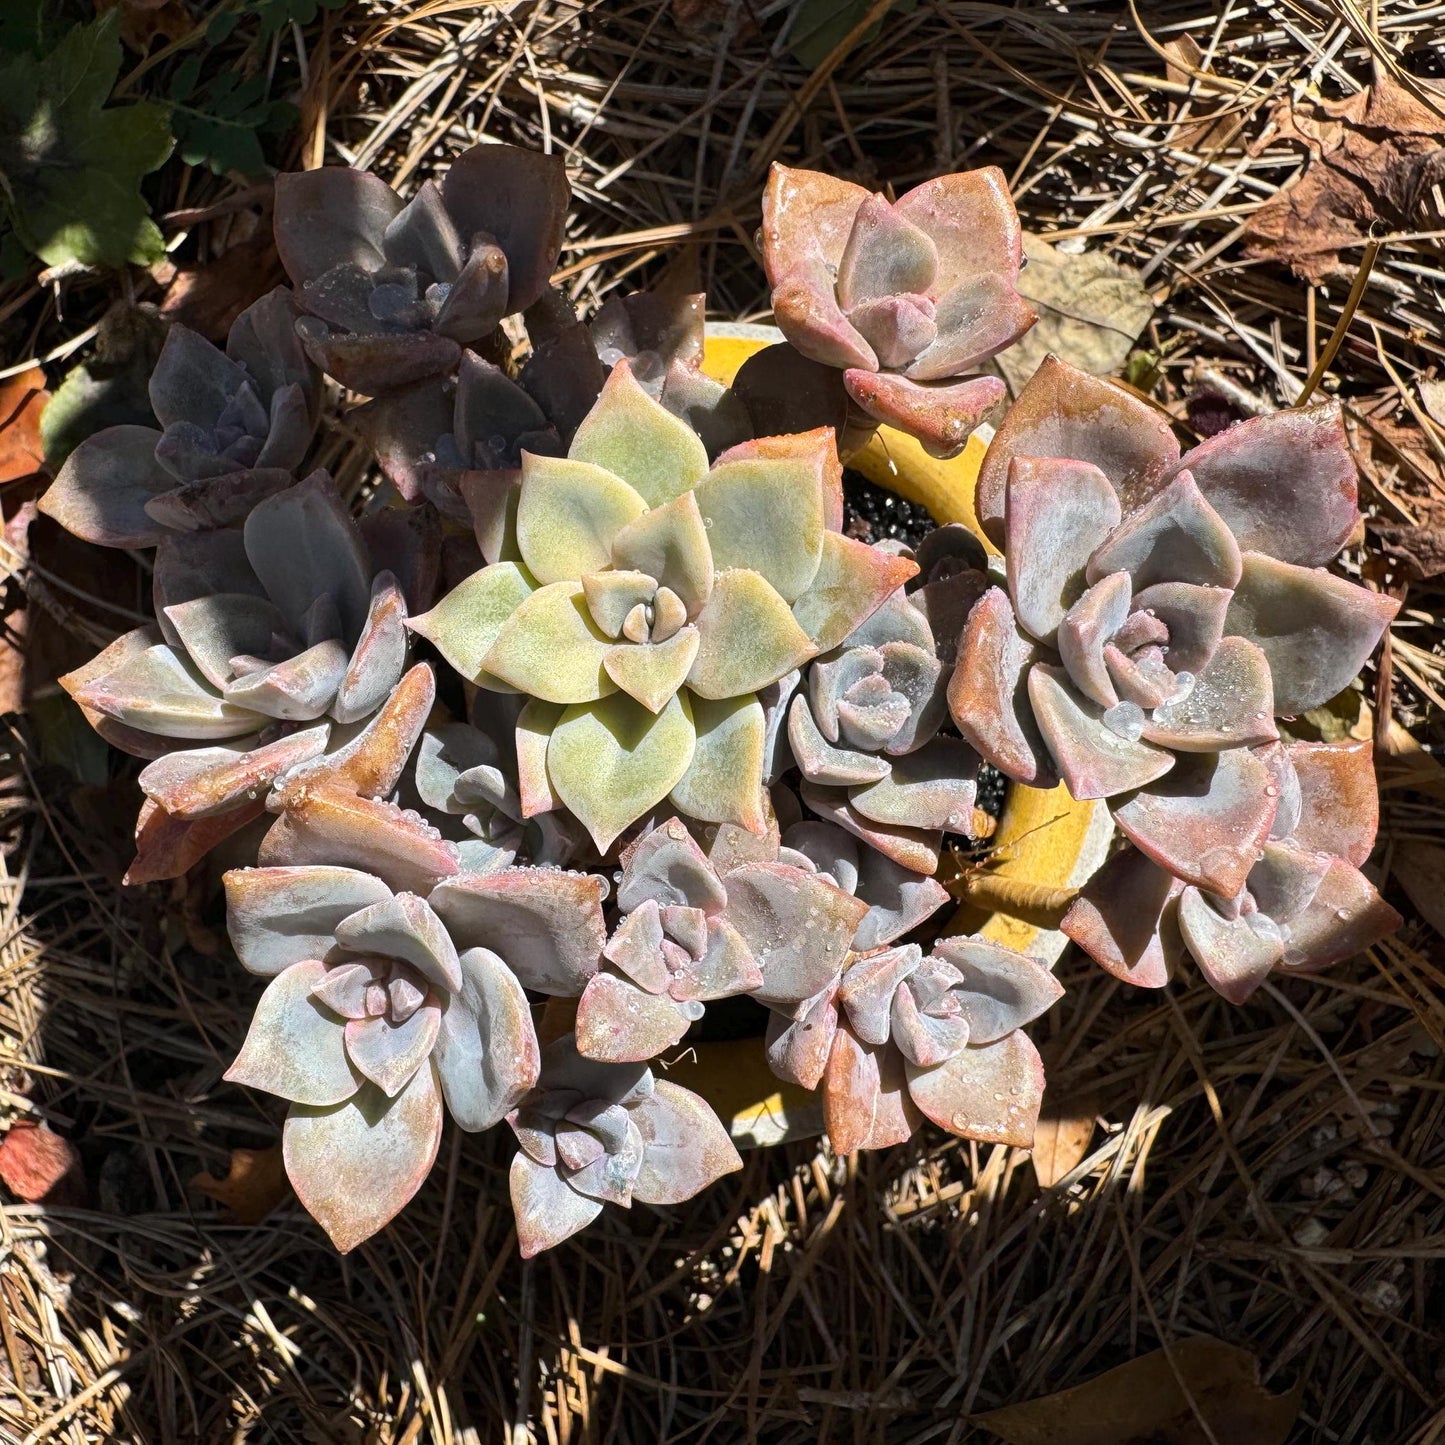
(759, 162, 1036, 457)
(950, 354, 1401, 1001)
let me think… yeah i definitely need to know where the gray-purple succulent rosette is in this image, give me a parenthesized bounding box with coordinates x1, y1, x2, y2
(949, 354, 1401, 999)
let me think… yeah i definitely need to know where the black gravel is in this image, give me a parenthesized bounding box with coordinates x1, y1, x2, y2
(841, 467, 937, 550)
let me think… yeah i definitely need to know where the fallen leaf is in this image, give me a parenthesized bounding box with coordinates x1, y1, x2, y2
(192, 1145, 291, 1224)
(974, 1335, 1301, 1445)
(995, 236, 1154, 397)
(0, 1120, 85, 1205)
(1161, 37, 1238, 154)
(159, 223, 284, 343)
(1244, 77, 1445, 283)
(1389, 843, 1445, 941)
(0, 368, 49, 484)
(1029, 1091, 1097, 1188)
(93, 0, 190, 52)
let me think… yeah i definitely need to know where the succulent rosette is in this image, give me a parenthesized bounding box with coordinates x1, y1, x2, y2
(786, 570, 983, 876)
(507, 1033, 741, 1256)
(40, 289, 318, 545)
(758, 163, 1035, 457)
(223, 861, 607, 1250)
(764, 825, 1062, 1153)
(411, 360, 915, 854)
(60, 472, 437, 881)
(950, 354, 1400, 994)
(274, 142, 568, 395)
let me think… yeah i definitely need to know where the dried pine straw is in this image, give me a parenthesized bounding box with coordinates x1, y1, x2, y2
(2, 1, 1444, 1441)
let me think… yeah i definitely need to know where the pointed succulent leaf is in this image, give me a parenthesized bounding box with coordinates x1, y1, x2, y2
(575, 974, 691, 1063)
(852, 849, 950, 951)
(894, 166, 1023, 289)
(838, 944, 920, 1045)
(603, 630, 699, 713)
(1142, 636, 1277, 752)
(604, 902, 670, 992)
(1060, 846, 1183, 988)
(70, 639, 256, 741)
(244, 473, 372, 639)
(303, 663, 435, 800)
(482, 581, 615, 703)
(609, 490, 714, 617)
(906, 273, 1036, 380)
(766, 983, 839, 1089)
(976, 354, 1181, 543)
(1279, 858, 1401, 973)
(793, 532, 918, 653)
(334, 892, 462, 993)
(798, 780, 941, 874)
(344, 1005, 441, 1098)
(567, 361, 709, 507)
(161, 593, 289, 692)
(514, 698, 563, 818)
(224, 865, 395, 975)
(440, 143, 569, 313)
(273, 167, 401, 286)
(1112, 748, 1276, 898)
(687, 569, 816, 700)
(223, 641, 349, 722)
(297, 330, 461, 397)
(789, 693, 891, 786)
(333, 573, 409, 725)
(835, 194, 938, 308)
(148, 325, 250, 430)
(428, 869, 605, 995)
(1086, 473, 1242, 590)
(686, 918, 763, 1000)
(929, 938, 1063, 1043)
(548, 692, 695, 852)
(669, 691, 768, 832)
(1248, 841, 1331, 924)
(39, 425, 171, 548)
(1287, 739, 1378, 867)
(260, 787, 460, 896)
(433, 946, 539, 1131)
(631, 1080, 742, 1203)
(126, 799, 266, 886)
(843, 371, 1004, 460)
(1174, 403, 1357, 566)
(139, 726, 329, 819)
(153, 530, 266, 614)
(948, 588, 1057, 786)
(1057, 572, 1132, 708)
(823, 1028, 882, 1156)
(583, 570, 656, 638)
(728, 862, 869, 1009)
(1177, 887, 1284, 1003)
(847, 735, 979, 832)
(1028, 664, 1173, 799)
(1005, 456, 1122, 645)
(225, 960, 359, 1105)
(509, 1150, 604, 1256)
(284, 1067, 442, 1253)
(618, 819, 726, 911)
(693, 455, 824, 602)
(1224, 553, 1398, 716)
(409, 562, 534, 684)
(906, 1031, 1044, 1146)
(515, 453, 648, 585)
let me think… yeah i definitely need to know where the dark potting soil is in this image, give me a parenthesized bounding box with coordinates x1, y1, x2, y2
(841, 467, 936, 550)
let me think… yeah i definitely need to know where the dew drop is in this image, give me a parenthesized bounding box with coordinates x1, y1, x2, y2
(1102, 700, 1146, 741)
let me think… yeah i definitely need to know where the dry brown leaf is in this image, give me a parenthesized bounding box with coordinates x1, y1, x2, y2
(159, 225, 285, 343)
(974, 1335, 1301, 1445)
(94, 0, 191, 52)
(192, 1145, 290, 1224)
(995, 236, 1154, 397)
(1390, 843, 1445, 941)
(0, 368, 50, 486)
(1161, 38, 1238, 154)
(1244, 77, 1445, 283)
(1029, 1092, 1097, 1188)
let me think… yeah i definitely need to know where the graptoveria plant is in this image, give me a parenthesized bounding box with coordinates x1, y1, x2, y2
(275, 141, 568, 394)
(758, 163, 1034, 457)
(223, 861, 608, 1249)
(949, 354, 1400, 996)
(59, 472, 437, 881)
(411, 360, 914, 852)
(508, 1033, 741, 1256)
(40, 288, 318, 546)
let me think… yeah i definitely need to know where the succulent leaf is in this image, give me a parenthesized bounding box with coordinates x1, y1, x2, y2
(687, 569, 817, 700)
(905, 1031, 1044, 1147)
(669, 692, 768, 832)
(409, 562, 534, 683)
(1059, 846, 1183, 989)
(515, 453, 648, 584)
(483, 581, 616, 703)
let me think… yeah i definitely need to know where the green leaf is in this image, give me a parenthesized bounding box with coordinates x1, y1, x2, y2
(408, 562, 536, 683)
(669, 692, 767, 832)
(547, 691, 696, 853)
(786, 0, 917, 70)
(0, 13, 174, 269)
(483, 581, 617, 704)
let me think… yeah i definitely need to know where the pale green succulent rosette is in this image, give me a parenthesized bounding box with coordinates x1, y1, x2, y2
(412, 359, 914, 853)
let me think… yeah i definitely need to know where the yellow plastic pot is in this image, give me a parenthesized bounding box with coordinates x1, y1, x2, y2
(646, 329, 1110, 1146)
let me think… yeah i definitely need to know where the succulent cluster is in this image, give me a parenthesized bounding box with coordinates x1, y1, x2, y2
(36, 141, 1399, 1256)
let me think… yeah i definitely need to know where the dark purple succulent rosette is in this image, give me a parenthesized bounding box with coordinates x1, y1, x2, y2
(223, 860, 607, 1251)
(274, 142, 569, 396)
(40, 289, 318, 546)
(758, 163, 1035, 458)
(950, 354, 1401, 1000)
(59, 472, 438, 882)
